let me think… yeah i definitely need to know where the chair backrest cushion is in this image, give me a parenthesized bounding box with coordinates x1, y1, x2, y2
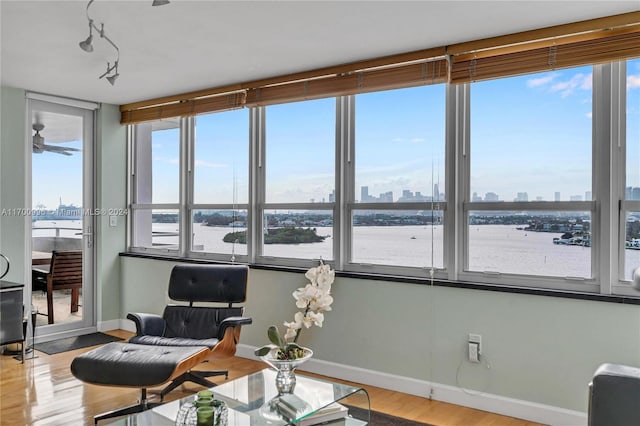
(168, 264, 248, 303)
(163, 306, 243, 339)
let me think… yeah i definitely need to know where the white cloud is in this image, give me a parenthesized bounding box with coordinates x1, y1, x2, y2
(392, 137, 426, 143)
(550, 73, 592, 98)
(585, 112, 592, 119)
(194, 160, 228, 168)
(527, 74, 555, 88)
(628, 75, 640, 89)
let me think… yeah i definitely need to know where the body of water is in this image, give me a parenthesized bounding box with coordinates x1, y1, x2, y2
(33, 220, 640, 280)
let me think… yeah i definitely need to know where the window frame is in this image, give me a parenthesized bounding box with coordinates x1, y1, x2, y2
(125, 59, 640, 295)
(128, 119, 183, 256)
(457, 65, 600, 292)
(342, 87, 449, 278)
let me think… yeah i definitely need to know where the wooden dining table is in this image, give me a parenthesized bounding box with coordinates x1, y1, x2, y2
(31, 251, 52, 266)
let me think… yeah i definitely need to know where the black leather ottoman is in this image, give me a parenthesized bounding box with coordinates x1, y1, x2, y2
(71, 342, 209, 424)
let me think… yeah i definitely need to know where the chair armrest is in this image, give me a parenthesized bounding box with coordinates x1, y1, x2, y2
(126, 313, 166, 336)
(218, 316, 252, 339)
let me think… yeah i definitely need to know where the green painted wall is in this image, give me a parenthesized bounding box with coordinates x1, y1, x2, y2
(95, 104, 126, 322)
(120, 256, 640, 412)
(0, 86, 27, 283)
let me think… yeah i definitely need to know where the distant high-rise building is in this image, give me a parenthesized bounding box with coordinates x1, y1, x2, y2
(555, 191, 561, 202)
(485, 192, 499, 202)
(585, 191, 592, 201)
(536, 196, 543, 201)
(472, 192, 483, 202)
(515, 192, 528, 202)
(329, 190, 335, 203)
(380, 191, 393, 202)
(433, 184, 440, 201)
(361, 186, 369, 202)
(633, 187, 640, 200)
(570, 195, 583, 201)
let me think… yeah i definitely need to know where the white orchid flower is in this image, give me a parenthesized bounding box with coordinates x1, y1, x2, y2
(293, 284, 319, 308)
(309, 293, 333, 312)
(316, 270, 335, 290)
(305, 311, 324, 328)
(305, 267, 319, 285)
(284, 326, 298, 341)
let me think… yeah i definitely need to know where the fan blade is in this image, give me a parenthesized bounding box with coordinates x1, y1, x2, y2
(42, 144, 81, 156)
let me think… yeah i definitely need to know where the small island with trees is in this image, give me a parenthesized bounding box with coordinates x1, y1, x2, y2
(223, 227, 327, 244)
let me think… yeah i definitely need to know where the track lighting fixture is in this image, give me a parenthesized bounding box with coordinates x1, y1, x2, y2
(78, 20, 94, 52)
(78, 0, 169, 85)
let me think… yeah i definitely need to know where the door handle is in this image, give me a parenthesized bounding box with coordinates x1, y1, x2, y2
(75, 232, 93, 236)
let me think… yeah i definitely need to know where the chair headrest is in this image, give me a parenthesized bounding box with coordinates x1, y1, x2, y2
(168, 264, 248, 303)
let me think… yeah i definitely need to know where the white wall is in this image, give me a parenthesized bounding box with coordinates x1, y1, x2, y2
(120, 256, 640, 420)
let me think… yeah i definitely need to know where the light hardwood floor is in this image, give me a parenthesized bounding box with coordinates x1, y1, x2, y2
(0, 330, 544, 426)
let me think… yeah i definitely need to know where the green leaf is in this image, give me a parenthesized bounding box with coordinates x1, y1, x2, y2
(267, 325, 284, 347)
(254, 346, 272, 357)
(284, 343, 302, 352)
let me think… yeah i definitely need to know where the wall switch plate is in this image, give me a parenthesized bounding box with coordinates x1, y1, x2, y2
(109, 215, 117, 227)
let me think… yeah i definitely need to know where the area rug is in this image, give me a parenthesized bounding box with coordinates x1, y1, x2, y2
(34, 332, 123, 355)
(347, 405, 432, 426)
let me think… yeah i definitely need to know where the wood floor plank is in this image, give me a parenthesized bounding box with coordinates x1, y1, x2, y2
(0, 330, 544, 426)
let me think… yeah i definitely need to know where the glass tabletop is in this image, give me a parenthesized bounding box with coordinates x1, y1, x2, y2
(107, 368, 370, 425)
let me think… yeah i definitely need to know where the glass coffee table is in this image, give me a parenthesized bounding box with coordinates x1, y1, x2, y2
(106, 368, 370, 425)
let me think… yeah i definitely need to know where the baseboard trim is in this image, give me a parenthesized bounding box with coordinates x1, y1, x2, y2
(118, 319, 136, 333)
(236, 344, 587, 426)
(96, 319, 121, 332)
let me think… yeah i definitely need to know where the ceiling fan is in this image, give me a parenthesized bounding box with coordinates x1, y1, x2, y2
(32, 123, 81, 156)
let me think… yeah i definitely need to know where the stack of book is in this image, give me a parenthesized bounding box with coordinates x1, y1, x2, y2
(275, 395, 348, 425)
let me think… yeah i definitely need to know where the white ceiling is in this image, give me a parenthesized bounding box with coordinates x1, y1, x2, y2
(2, 1, 639, 107)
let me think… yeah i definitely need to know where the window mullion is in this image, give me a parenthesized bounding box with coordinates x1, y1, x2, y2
(592, 63, 616, 294)
(453, 84, 470, 279)
(178, 117, 192, 257)
(249, 107, 265, 263)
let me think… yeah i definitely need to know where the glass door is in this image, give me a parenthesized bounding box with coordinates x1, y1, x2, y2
(28, 98, 95, 338)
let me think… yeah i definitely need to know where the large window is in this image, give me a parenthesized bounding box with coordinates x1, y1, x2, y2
(466, 66, 594, 282)
(191, 109, 249, 260)
(260, 99, 336, 263)
(127, 57, 640, 294)
(130, 119, 181, 252)
(625, 58, 640, 280)
(350, 85, 445, 273)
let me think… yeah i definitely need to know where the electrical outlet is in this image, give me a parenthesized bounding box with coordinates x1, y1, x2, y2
(468, 342, 480, 363)
(468, 333, 482, 355)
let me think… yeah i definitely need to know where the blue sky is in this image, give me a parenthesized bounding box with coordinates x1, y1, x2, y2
(471, 65, 594, 201)
(32, 140, 83, 210)
(33, 59, 640, 209)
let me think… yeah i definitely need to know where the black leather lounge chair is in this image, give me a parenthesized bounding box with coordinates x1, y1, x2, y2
(127, 263, 252, 399)
(71, 264, 252, 424)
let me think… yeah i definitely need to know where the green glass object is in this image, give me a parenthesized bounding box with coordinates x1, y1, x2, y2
(197, 390, 214, 399)
(195, 396, 213, 408)
(196, 406, 214, 426)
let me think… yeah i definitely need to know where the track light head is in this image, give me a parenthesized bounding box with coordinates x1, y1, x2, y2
(106, 73, 119, 85)
(152, 0, 170, 5)
(79, 34, 94, 52)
